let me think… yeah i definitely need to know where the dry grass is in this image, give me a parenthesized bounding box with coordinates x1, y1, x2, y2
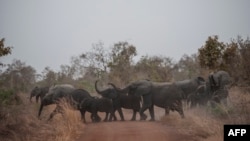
(160, 87, 250, 141)
(0, 93, 85, 141)
(1, 87, 249, 141)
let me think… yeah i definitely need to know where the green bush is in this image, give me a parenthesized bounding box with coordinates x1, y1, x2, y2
(0, 89, 15, 105)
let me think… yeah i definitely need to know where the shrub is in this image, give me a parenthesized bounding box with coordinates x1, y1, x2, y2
(0, 89, 15, 105)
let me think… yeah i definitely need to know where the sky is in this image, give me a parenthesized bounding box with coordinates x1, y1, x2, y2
(0, 0, 249, 74)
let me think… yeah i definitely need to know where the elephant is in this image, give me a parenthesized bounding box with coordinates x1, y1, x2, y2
(79, 97, 115, 123)
(38, 84, 75, 120)
(95, 80, 143, 121)
(207, 70, 231, 104)
(30, 86, 49, 103)
(188, 70, 231, 107)
(187, 84, 210, 107)
(109, 79, 185, 121)
(38, 85, 102, 122)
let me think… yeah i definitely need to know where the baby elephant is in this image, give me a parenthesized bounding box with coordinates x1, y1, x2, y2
(79, 97, 115, 123)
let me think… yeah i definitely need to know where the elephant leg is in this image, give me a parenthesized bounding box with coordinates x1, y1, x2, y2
(91, 113, 100, 122)
(148, 105, 155, 121)
(35, 95, 40, 103)
(96, 114, 101, 122)
(117, 108, 125, 121)
(108, 111, 115, 122)
(178, 107, 185, 119)
(190, 100, 197, 108)
(140, 94, 152, 120)
(80, 110, 87, 123)
(90, 113, 95, 121)
(165, 107, 170, 115)
(113, 111, 118, 121)
(130, 109, 137, 121)
(109, 108, 115, 121)
(103, 112, 109, 122)
(92, 112, 101, 123)
(139, 106, 148, 120)
(174, 100, 185, 118)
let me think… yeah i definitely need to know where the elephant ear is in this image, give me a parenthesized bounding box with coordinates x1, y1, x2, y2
(219, 71, 231, 87)
(208, 74, 217, 87)
(210, 71, 231, 89)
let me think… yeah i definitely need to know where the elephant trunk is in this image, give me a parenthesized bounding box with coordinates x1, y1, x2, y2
(108, 83, 129, 94)
(38, 102, 44, 118)
(95, 80, 107, 95)
(30, 94, 33, 102)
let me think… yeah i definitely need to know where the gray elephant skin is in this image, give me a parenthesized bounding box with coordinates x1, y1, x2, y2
(95, 80, 142, 121)
(30, 86, 49, 103)
(188, 84, 210, 107)
(208, 70, 231, 104)
(38, 84, 76, 120)
(109, 80, 185, 121)
(38, 84, 102, 122)
(189, 70, 231, 107)
(175, 76, 205, 99)
(79, 97, 115, 123)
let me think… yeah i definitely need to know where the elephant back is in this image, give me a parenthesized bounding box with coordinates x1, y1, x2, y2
(130, 80, 152, 96)
(175, 76, 205, 99)
(45, 84, 76, 102)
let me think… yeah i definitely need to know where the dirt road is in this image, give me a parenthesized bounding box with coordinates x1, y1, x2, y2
(76, 109, 194, 141)
(77, 121, 193, 141)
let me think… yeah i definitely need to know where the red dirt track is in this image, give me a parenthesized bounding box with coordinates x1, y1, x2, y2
(77, 121, 193, 141)
(76, 109, 193, 141)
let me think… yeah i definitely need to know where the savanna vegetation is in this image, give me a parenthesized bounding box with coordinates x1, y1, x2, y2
(0, 35, 250, 141)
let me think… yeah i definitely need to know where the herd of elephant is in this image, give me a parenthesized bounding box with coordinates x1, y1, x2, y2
(30, 70, 231, 123)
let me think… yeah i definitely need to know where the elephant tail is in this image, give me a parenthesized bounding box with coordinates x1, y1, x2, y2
(30, 86, 38, 103)
(95, 80, 106, 95)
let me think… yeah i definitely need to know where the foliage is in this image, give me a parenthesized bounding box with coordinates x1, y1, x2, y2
(0, 89, 14, 105)
(0, 59, 36, 92)
(237, 36, 250, 84)
(41, 67, 57, 85)
(108, 41, 137, 84)
(198, 35, 225, 70)
(0, 38, 12, 57)
(198, 35, 250, 85)
(174, 54, 201, 80)
(71, 42, 109, 80)
(0, 38, 13, 67)
(135, 55, 174, 81)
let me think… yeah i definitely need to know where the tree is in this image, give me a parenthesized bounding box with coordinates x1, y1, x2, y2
(0, 59, 36, 91)
(0, 38, 13, 67)
(198, 35, 225, 71)
(135, 55, 174, 82)
(57, 64, 75, 83)
(108, 41, 137, 84)
(41, 67, 57, 86)
(175, 54, 201, 80)
(71, 41, 110, 80)
(237, 36, 250, 84)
